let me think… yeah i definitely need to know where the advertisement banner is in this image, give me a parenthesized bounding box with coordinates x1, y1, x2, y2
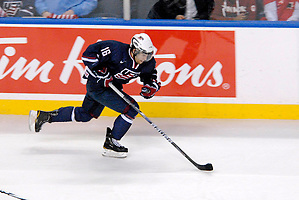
(0, 26, 235, 98)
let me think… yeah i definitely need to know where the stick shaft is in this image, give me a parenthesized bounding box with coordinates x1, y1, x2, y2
(108, 82, 205, 169)
(0, 190, 26, 200)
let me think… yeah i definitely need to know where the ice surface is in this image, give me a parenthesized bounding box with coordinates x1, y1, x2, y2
(0, 115, 298, 200)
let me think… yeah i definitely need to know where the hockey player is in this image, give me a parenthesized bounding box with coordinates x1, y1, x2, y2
(29, 33, 161, 158)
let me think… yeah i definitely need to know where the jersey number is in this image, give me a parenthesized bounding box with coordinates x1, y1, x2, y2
(101, 47, 111, 57)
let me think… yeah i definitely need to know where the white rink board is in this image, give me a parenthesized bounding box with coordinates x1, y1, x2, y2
(235, 28, 299, 104)
(0, 25, 298, 105)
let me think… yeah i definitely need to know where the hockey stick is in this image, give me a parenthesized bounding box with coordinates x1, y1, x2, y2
(108, 82, 213, 171)
(0, 190, 27, 200)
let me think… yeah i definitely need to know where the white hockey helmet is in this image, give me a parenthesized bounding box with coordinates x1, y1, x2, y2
(130, 33, 156, 62)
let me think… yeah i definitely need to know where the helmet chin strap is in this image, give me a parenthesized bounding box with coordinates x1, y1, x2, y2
(130, 47, 137, 63)
(130, 48, 138, 62)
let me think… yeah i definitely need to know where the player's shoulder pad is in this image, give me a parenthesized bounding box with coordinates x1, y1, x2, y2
(99, 40, 128, 58)
(98, 40, 127, 50)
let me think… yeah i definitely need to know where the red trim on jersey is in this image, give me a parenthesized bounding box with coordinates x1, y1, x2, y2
(82, 56, 96, 59)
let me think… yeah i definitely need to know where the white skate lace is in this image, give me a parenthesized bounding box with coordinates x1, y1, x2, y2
(112, 138, 124, 148)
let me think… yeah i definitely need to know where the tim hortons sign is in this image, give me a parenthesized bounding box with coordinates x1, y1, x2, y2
(0, 27, 235, 97)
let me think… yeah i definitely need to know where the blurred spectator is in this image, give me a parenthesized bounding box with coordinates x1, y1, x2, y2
(211, 0, 257, 20)
(0, 0, 36, 17)
(147, 0, 215, 20)
(85, 0, 122, 18)
(264, 0, 299, 21)
(35, 0, 97, 18)
(256, 0, 265, 20)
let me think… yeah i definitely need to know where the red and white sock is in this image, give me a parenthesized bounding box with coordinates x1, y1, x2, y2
(48, 13, 78, 19)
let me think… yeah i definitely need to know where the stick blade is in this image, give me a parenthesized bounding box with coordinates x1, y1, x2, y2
(196, 163, 213, 171)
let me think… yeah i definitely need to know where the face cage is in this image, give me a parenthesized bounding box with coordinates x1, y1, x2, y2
(134, 48, 154, 62)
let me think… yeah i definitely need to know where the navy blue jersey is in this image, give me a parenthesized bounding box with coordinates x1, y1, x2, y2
(82, 40, 157, 87)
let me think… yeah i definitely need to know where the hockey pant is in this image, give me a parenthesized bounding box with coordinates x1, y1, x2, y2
(50, 96, 139, 140)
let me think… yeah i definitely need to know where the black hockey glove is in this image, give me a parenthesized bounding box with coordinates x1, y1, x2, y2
(102, 75, 113, 87)
(90, 66, 113, 88)
(140, 80, 161, 99)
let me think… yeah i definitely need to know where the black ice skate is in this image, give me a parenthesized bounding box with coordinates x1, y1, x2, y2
(102, 127, 128, 158)
(29, 110, 58, 132)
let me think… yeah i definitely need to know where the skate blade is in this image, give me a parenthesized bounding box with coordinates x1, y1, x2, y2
(102, 148, 128, 158)
(28, 110, 37, 132)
